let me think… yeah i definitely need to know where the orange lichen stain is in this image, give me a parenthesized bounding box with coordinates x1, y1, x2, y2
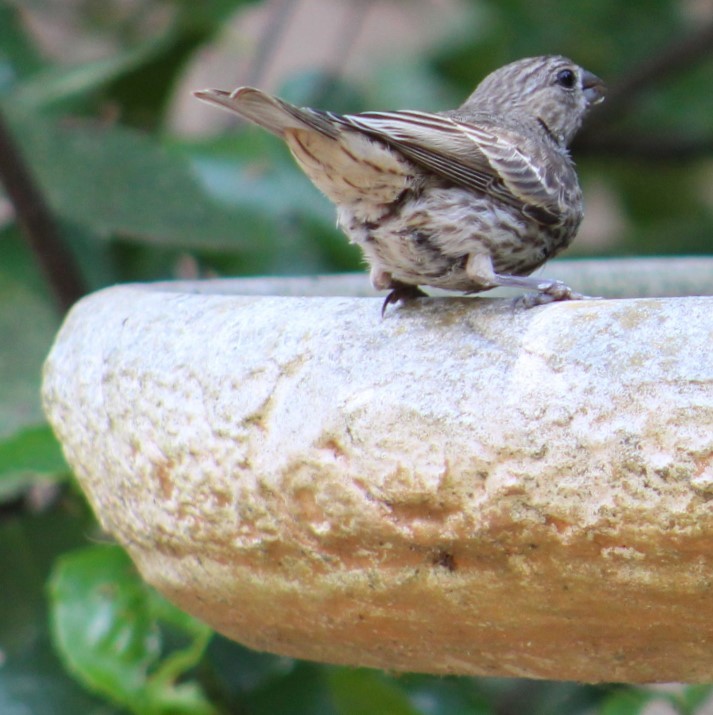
(615, 302, 661, 331)
(384, 499, 461, 524)
(316, 436, 347, 460)
(243, 411, 267, 432)
(154, 459, 175, 500)
(545, 515, 573, 534)
(211, 489, 232, 508)
(693, 451, 713, 478)
(293, 487, 323, 522)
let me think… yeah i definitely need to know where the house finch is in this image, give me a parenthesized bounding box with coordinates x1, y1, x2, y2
(195, 56, 605, 313)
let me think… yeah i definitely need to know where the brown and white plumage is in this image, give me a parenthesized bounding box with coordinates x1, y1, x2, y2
(195, 55, 605, 311)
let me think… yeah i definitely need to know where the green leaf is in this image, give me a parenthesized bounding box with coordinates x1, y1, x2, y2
(395, 674, 495, 715)
(0, 423, 68, 478)
(184, 133, 359, 275)
(0, 507, 120, 714)
(9, 36, 171, 113)
(8, 112, 272, 256)
(0, 3, 44, 91)
(665, 685, 713, 715)
(174, 0, 258, 30)
(0, 422, 69, 504)
(328, 668, 423, 715)
(49, 544, 216, 715)
(598, 687, 656, 715)
(244, 661, 337, 715)
(203, 635, 295, 699)
(50, 546, 161, 706)
(0, 233, 60, 439)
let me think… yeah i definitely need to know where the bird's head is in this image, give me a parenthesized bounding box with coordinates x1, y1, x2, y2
(461, 55, 606, 147)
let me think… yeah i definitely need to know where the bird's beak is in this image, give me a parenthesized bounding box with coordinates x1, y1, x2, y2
(582, 70, 606, 106)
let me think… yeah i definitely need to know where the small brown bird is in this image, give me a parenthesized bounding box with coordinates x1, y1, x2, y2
(195, 56, 605, 313)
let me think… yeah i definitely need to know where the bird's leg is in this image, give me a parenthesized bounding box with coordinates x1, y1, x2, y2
(371, 267, 427, 316)
(465, 253, 588, 307)
(491, 273, 588, 307)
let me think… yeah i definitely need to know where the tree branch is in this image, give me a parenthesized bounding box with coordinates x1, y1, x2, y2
(0, 108, 85, 313)
(575, 132, 713, 162)
(308, 0, 375, 108)
(586, 18, 713, 125)
(245, 0, 300, 88)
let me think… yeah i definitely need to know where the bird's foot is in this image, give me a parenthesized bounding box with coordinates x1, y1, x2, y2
(517, 280, 596, 309)
(381, 284, 428, 316)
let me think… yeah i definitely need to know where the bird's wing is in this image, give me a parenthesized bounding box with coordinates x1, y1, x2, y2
(332, 110, 565, 225)
(195, 90, 566, 225)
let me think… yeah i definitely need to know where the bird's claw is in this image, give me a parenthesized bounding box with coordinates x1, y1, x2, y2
(381, 284, 428, 317)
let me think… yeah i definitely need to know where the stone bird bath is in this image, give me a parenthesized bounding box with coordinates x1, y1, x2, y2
(42, 258, 713, 682)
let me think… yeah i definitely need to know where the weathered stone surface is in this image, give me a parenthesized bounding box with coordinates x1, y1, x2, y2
(42, 262, 713, 682)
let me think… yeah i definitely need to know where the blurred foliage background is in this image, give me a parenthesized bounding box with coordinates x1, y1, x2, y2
(1, 0, 712, 713)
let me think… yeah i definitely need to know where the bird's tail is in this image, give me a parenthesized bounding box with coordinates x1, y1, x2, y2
(194, 86, 411, 208)
(193, 87, 340, 139)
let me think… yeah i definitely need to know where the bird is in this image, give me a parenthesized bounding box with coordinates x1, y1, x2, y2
(194, 55, 605, 314)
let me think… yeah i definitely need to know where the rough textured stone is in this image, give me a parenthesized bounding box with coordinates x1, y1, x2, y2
(42, 262, 713, 682)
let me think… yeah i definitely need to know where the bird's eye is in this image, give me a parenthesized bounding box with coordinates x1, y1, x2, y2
(555, 69, 576, 89)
